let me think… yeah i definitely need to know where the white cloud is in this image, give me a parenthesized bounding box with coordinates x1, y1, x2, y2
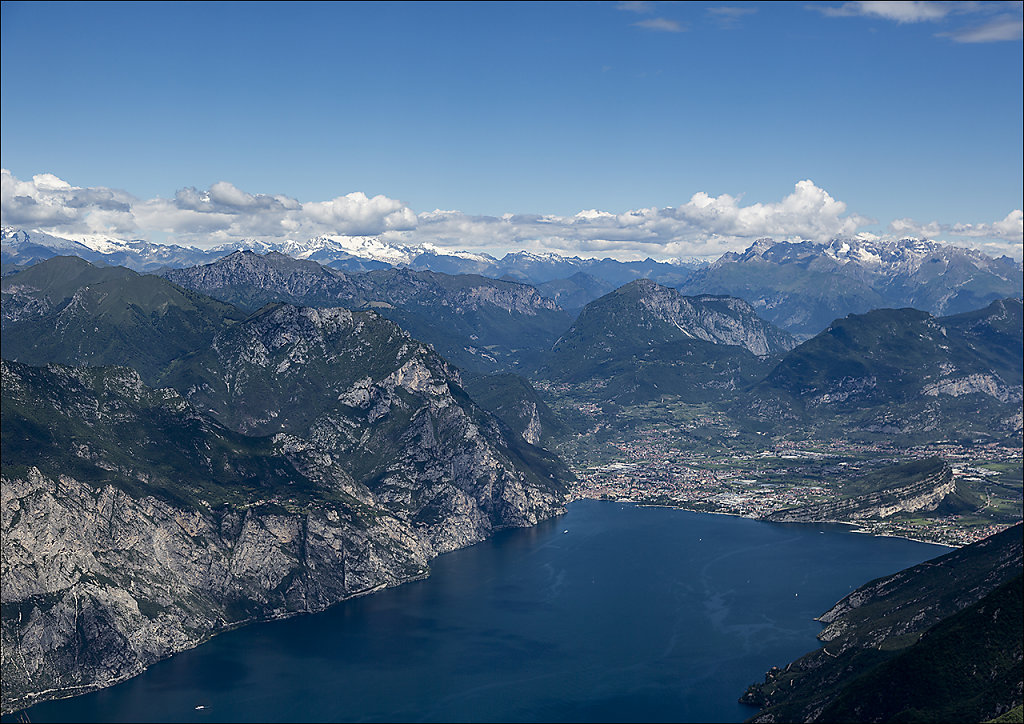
(616, 1, 655, 13)
(633, 17, 686, 32)
(891, 209, 1024, 242)
(0, 169, 139, 234)
(303, 192, 417, 234)
(889, 210, 1023, 258)
(410, 181, 875, 260)
(0, 170, 419, 246)
(3, 170, 1020, 261)
(944, 15, 1024, 42)
(818, 1, 953, 23)
(814, 1, 1024, 43)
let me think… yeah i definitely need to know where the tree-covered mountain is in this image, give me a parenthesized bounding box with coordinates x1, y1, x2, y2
(744, 300, 1024, 441)
(539, 279, 795, 403)
(681, 238, 1023, 339)
(1, 256, 245, 383)
(161, 250, 573, 373)
(742, 523, 1023, 723)
(0, 256, 572, 713)
(461, 373, 568, 447)
(535, 272, 617, 313)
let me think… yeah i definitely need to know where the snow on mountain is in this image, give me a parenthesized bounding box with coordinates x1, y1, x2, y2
(2, 227, 91, 253)
(56, 233, 152, 254)
(209, 239, 280, 255)
(684, 236, 1023, 338)
(287, 235, 418, 264)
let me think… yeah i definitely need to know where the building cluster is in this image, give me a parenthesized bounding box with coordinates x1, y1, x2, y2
(569, 428, 1022, 548)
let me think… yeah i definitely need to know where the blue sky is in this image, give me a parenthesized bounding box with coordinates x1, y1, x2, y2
(2, 1, 1022, 259)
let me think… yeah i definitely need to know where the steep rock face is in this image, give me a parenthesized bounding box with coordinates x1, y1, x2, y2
(766, 461, 956, 523)
(167, 304, 567, 554)
(0, 359, 435, 713)
(1, 304, 568, 712)
(161, 252, 573, 373)
(0, 468, 430, 714)
(634, 282, 795, 356)
(552, 279, 795, 360)
(540, 279, 791, 403)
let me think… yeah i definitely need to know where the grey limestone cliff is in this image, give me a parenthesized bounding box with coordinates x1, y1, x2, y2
(1, 303, 569, 713)
(765, 461, 957, 524)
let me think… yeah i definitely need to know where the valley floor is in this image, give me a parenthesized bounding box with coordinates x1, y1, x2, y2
(565, 435, 1022, 548)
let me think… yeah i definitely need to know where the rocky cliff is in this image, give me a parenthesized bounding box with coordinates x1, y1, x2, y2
(160, 251, 572, 373)
(539, 279, 793, 403)
(1, 301, 569, 713)
(765, 460, 956, 524)
(1, 467, 429, 714)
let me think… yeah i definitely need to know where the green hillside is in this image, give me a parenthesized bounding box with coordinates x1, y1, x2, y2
(742, 524, 1024, 723)
(2, 257, 244, 384)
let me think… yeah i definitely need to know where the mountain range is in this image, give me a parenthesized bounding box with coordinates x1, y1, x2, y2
(744, 299, 1024, 442)
(680, 237, 1023, 338)
(159, 250, 573, 374)
(6, 227, 1019, 341)
(2, 233, 1022, 717)
(1, 227, 700, 290)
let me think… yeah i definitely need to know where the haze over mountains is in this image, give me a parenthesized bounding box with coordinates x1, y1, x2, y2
(4, 226, 1020, 341)
(680, 237, 1024, 338)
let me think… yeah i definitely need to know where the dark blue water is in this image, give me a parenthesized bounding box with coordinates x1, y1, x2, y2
(16, 502, 950, 723)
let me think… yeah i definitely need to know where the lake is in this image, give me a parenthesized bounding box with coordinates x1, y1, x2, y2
(15, 501, 951, 722)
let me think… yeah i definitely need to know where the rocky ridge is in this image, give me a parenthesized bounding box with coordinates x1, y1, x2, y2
(682, 237, 1023, 338)
(1, 295, 569, 713)
(741, 524, 1023, 722)
(765, 460, 956, 524)
(160, 251, 572, 374)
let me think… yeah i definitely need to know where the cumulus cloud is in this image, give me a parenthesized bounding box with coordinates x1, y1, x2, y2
(891, 209, 1023, 244)
(0, 169, 139, 234)
(3, 170, 1020, 261)
(409, 180, 877, 261)
(303, 192, 417, 234)
(0, 169, 420, 246)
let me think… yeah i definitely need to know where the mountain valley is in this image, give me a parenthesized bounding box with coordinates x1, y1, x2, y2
(1, 233, 1021, 721)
